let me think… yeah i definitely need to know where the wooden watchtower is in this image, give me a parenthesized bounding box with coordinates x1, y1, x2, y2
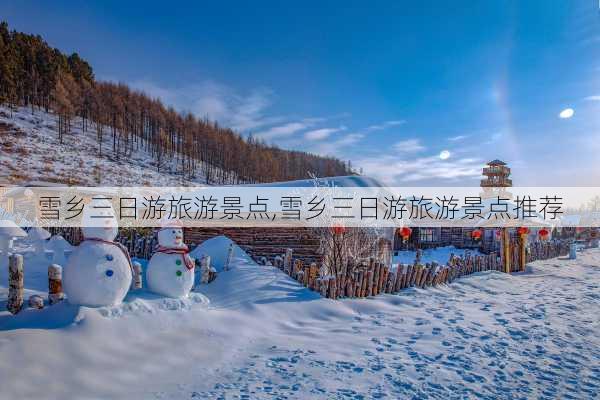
(481, 159, 512, 188)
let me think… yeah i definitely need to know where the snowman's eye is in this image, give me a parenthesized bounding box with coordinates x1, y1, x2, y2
(105, 269, 114, 277)
(172, 230, 176, 234)
(176, 270, 182, 277)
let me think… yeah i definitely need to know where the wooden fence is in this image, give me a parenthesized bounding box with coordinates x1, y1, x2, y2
(275, 239, 571, 299)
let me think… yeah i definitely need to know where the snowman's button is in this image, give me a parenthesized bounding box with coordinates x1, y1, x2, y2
(105, 269, 114, 277)
(175, 259, 182, 266)
(176, 270, 182, 277)
(106, 254, 113, 261)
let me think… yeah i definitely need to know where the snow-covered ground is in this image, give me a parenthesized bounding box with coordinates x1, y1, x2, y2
(1, 237, 599, 399)
(0, 106, 210, 186)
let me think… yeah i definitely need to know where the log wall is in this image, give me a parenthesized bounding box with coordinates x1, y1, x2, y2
(185, 227, 324, 265)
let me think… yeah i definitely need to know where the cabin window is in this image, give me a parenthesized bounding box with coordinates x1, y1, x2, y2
(420, 228, 435, 242)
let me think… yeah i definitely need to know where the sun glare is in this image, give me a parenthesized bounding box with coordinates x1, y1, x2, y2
(559, 108, 574, 119)
(439, 150, 451, 160)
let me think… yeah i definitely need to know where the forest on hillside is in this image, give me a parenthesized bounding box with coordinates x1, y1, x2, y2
(0, 22, 352, 184)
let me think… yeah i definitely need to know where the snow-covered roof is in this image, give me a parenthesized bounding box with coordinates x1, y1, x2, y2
(487, 159, 507, 166)
(46, 235, 74, 251)
(559, 214, 581, 226)
(0, 219, 28, 237)
(27, 226, 51, 240)
(247, 175, 386, 188)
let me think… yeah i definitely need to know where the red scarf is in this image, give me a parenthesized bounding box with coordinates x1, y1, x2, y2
(155, 244, 195, 270)
(83, 237, 135, 274)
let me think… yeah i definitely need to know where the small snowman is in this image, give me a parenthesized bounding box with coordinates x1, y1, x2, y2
(63, 200, 133, 307)
(146, 220, 195, 298)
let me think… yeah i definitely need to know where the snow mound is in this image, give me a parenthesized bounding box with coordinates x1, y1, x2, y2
(98, 292, 210, 318)
(190, 235, 253, 272)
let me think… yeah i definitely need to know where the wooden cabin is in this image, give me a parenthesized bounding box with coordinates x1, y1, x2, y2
(394, 160, 513, 253)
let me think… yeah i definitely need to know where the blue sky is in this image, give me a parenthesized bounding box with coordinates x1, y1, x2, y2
(2, 1, 600, 186)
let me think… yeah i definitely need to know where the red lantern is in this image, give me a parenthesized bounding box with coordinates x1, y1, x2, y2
(495, 229, 502, 239)
(331, 225, 346, 235)
(538, 228, 550, 240)
(471, 229, 482, 241)
(591, 230, 598, 239)
(517, 227, 529, 236)
(398, 227, 412, 242)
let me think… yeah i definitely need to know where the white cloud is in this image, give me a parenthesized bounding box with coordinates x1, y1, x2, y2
(304, 126, 345, 141)
(439, 150, 451, 160)
(355, 154, 483, 185)
(365, 120, 405, 132)
(256, 121, 313, 140)
(129, 79, 278, 132)
(448, 135, 468, 142)
(311, 133, 364, 156)
(584, 95, 600, 101)
(392, 139, 425, 153)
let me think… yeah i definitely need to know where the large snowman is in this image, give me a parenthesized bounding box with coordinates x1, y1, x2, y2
(146, 220, 195, 298)
(63, 200, 133, 307)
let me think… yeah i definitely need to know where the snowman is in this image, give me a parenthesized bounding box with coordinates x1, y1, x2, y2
(63, 199, 133, 307)
(146, 220, 195, 298)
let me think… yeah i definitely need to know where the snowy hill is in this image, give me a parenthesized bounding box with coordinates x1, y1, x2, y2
(0, 106, 210, 186)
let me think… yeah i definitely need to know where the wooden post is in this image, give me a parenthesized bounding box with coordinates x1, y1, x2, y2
(7, 254, 24, 314)
(382, 264, 388, 292)
(346, 275, 354, 297)
(405, 264, 413, 288)
(519, 232, 527, 272)
(405, 264, 414, 287)
(361, 263, 369, 296)
(274, 255, 283, 269)
(329, 277, 337, 299)
(309, 262, 318, 289)
(502, 227, 511, 273)
(366, 270, 373, 297)
(319, 278, 328, 297)
(372, 261, 380, 296)
(303, 265, 310, 286)
(224, 242, 234, 271)
(416, 248, 422, 264)
(284, 248, 293, 275)
(131, 261, 143, 290)
(293, 259, 303, 280)
(48, 264, 64, 304)
(356, 270, 364, 297)
(396, 265, 404, 290)
(413, 264, 422, 286)
(380, 266, 388, 293)
(200, 255, 211, 284)
(429, 262, 438, 286)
